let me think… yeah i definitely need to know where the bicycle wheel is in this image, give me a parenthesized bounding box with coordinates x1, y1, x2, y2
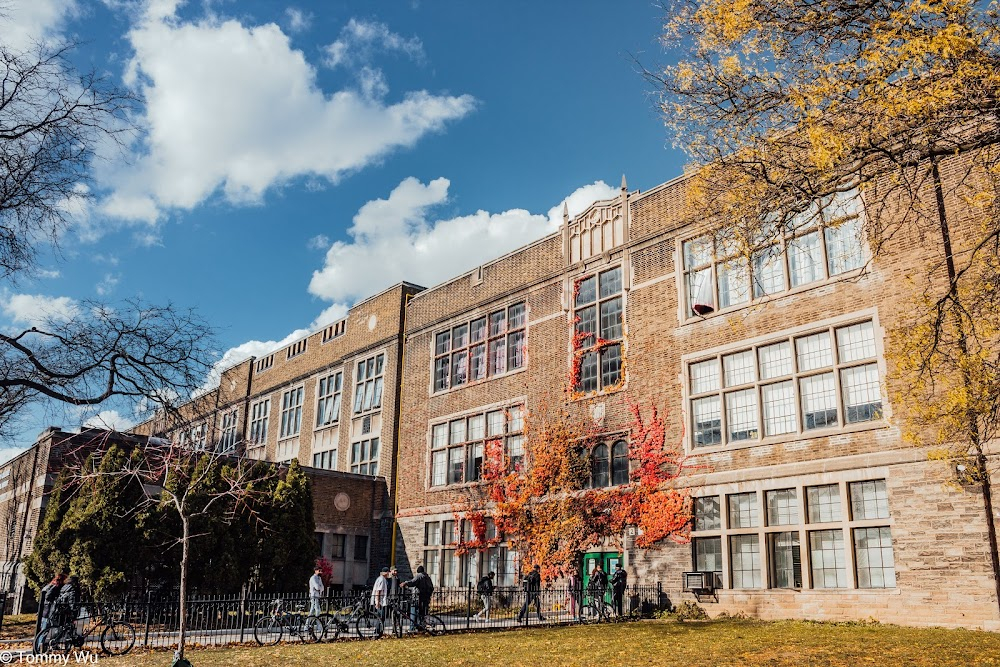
(253, 616, 283, 646)
(33, 627, 56, 655)
(316, 612, 338, 641)
(100, 621, 136, 655)
(353, 611, 382, 639)
(422, 614, 446, 636)
(302, 615, 324, 643)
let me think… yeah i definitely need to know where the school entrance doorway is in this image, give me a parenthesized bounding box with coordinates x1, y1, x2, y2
(582, 551, 620, 603)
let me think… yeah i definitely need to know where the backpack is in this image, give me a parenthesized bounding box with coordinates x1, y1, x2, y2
(477, 576, 492, 594)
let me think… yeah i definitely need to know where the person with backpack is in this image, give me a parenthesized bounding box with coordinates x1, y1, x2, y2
(473, 571, 496, 622)
(400, 565, 435, 629)
(516, 564, 545, 623)
(610, 563, 628, 617)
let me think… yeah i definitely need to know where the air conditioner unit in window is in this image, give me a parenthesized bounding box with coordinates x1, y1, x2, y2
(682, 571, 719, 592)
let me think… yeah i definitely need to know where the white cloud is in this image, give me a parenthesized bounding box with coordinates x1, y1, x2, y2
(1, 293, 80, 327)
(95, 273, 121, 296)
(308, 177, 618, 311)
(100, 6, 475, 223)
(0, 0, 78, 52)
(284, 7, 311, 33)
(307, 234, 330, 250)
(82, 409, 136, 432)
(323, 18, 424, 69)
(35, 269, 61, 279)
(197, 328, 311, 394)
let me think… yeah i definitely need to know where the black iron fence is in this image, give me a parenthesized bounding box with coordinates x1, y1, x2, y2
(10, 583, 669, 651)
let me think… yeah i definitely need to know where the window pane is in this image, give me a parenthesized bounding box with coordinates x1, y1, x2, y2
(854, 527, 896, 588)
(717, 257, 750, 308)
(507, 330, 525, 370)
(579, 351, 598, 392)
(836, 321, 876, 363)
(452, 324, 469, 349)
(796, 331, 834, 371)
(692, 396, 722, 447)
(689, 359, 720, 394)
(433, 357, 450, 392)
(450, 419, 467, 444)
(489, 310, 506, 336)
(766, 488, 798, 526)
(488, 337, 506, 375)
(788, 231, 823, 287)
(599, 297, 623, 340)
(730, 535, 762, 588)
(807, 484, 843, 523)
(769, 532, 802, 588)
(800, 372, 838, 429)
(451, 351, 468, 386)
(372, 377, 383, 408)
(810, 529, 848, 588)
(762, 381, 797, 436)
(448, 447, 464, 484)
(850, 480, 890, 520)
(683, 236, 713, 269)
(375, 354, 384, 376)
(575, 275, 597, 306)
(599, 267, 622, 297)
(694, 537, 723, 574)
(725, 388, 759, 441)
(509, 405, 524, 432)
(693, 496, 721, 531)
(576, 304, 597, 337)
(431, 451, 446, 486)
(508, 302, 526, 329)
(752, 245, 785, 297)
(470, 344, 486, 381)
(467, 442, 484, 482)
(591, 444, 610, 488)
(487, 411, 504, 437)
(507, 434, 524, 471)
(842, 363, 882, 423)
(435, 331, 451, 355)
(826, 217, 865, 275)
(728, 492, 759, 528)
(723, 350, 756, 387)
(758, 341, 793, 380)
(470, 317, 487, 342)
(468, 414, 485, 440)
(432, 424, 448, 449)
(611, 440, 629, 485)
(687, 267, 713, 314)
(600, 343, 622, 388)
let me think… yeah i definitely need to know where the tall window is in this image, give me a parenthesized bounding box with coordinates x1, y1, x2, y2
(312, 450, 337, 470)
(429, 405, 524, 487)
(279, 386, 304, 439)
(690, 479, 895, 591)
(681, 190, 866, 318)
(590, 440, 629, 488)
(573, 267, 623, 393)
(316, 371, 343, 427)
(353, 353, 385, 414)
(218, 409, 238, 452)
(433, 303, 526, 393)
(687, 319, 883, 449)
(249, 399, 269, 445)
(350, 438, 379, 475)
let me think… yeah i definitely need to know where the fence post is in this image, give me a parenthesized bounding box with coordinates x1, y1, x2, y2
(238, 587, 247, 644)
(657, 581, 663, 612)
(143, 591, 152, 647)
(466, 583, 472, 630)
(1, 592, 7, 633)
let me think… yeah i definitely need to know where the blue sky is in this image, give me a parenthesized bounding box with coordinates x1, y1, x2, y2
(0, 0, 688, 462)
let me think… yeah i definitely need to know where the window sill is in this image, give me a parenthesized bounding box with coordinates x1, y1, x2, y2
(431, 366, 528, 398)
(680, 267, 867, 326)
(688, 419, 889, 455)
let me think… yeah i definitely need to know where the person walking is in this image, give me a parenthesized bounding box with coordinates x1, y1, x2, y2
(308, 566, 325, 617)
(566, 568, 580, 620)
(371, 567, 391, 620)
(516, 564, 545, 623)
(400, 565, 434, 629)
(473, 571, 496, 622)
(610, 563, 628, 617)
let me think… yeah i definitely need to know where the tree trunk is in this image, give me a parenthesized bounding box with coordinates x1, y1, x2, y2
(930, 155, 1000, 613)
(179, 515, 189, 660)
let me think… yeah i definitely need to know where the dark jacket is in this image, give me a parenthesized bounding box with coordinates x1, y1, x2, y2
(611, 569, 628, 591)
(477, 575, 495, 595)
(589, 569, 608, 592)
(39, 583, 60, 619)
(402, 572, 434, 598)
(523, 569, 541, 594)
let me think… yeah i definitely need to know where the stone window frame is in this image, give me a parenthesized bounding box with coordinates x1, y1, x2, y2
(431, 301, 527, 394)
(278, 385, 305, 440)
(352, 352, 386, 416)
(428, 402, 524, 489)
(689, 474, 896, 592)
(682, 311, 888, 453)
(677, 190, 868, 323)
(218, 408, 239, 453)
(315, 369, 344, 429)
(588, 439, 629, 488)
(421, 516, 518, 587)
(248, 398, 270, 446)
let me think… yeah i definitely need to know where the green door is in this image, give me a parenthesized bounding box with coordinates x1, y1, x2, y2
(581, 552, 619, 603)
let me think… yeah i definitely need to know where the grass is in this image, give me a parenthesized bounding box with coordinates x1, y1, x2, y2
(0, 614, 36, 641)
(99, 618, 1000, 667)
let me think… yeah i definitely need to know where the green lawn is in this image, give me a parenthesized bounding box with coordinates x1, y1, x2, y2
(101, 619, 1000, 667)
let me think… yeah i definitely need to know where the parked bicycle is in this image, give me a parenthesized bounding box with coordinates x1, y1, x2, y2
(317, 594, 381, 640)
(382, 594, 445, 637)
(33, 602, 136, 656)
(253, 599, 323, 645)
(581, 592, 613, 623)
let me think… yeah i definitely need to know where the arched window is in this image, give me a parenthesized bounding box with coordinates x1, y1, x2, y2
(591, 444, 610, 488)
(611, 440, 629, 486)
